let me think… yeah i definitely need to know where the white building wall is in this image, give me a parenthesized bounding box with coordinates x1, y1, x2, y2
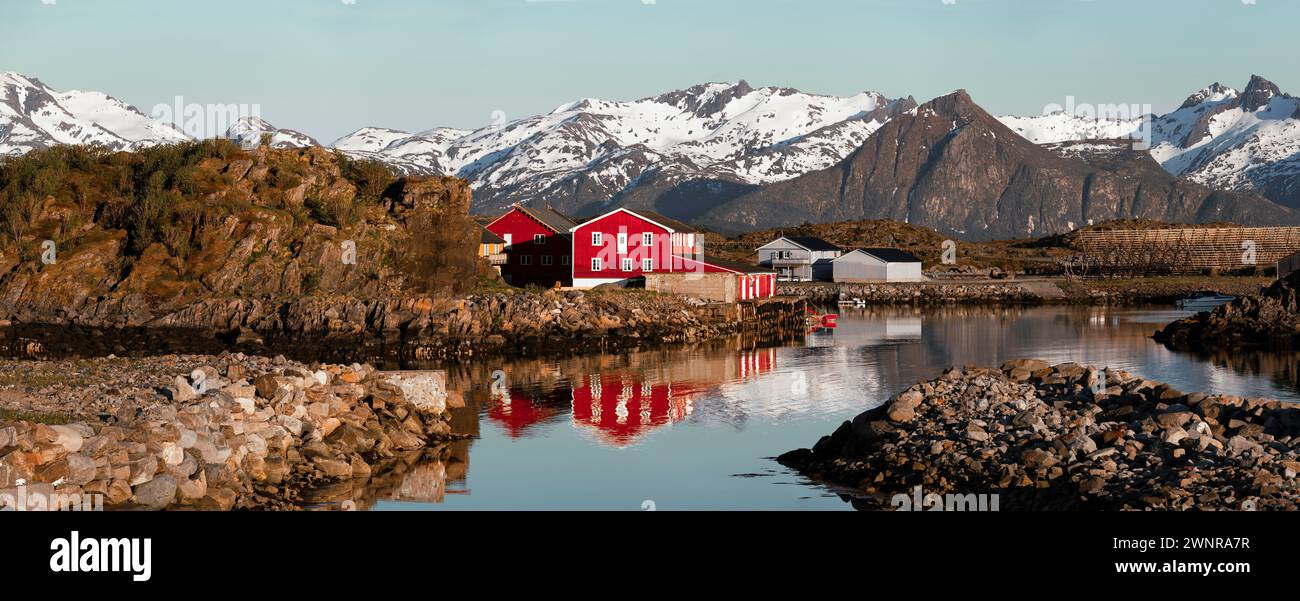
(886, 262, 925, 282)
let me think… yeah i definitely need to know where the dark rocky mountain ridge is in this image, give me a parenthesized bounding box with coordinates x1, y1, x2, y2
(693, 91, 1298, 239)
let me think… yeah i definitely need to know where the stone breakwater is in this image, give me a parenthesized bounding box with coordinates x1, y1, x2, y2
(779, 360, 1300, 510)
(780, 283, 1037, 305)
(0, 354, 457, 510)
(2, 291, 808, 365)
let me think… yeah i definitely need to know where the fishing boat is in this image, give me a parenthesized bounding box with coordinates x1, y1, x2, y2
(1175, 291, 1235, 311)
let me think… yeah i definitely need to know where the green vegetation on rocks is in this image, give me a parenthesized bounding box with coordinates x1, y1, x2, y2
(0, 142, 488, 325)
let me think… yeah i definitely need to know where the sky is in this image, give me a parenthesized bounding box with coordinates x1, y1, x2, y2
(2, 0, 1295, 143)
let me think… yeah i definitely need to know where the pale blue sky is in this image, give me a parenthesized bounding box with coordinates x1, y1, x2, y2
(2, 0, 1293, 142)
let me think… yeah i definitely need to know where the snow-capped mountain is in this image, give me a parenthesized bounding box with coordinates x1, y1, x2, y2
(5, 71, 1297, 223)
(224, 116, 319, 150)
(999, 76, 1300, 209)
(323, 81, 916, 214)
(1149, 76, 1300, 208)
(998, 112, 1143, 145)
(0, 72, 188, 155)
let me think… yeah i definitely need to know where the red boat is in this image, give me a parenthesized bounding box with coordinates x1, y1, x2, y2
(806, 307, 839, 330)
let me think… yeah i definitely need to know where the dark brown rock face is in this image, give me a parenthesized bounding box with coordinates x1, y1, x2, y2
(1240, 74, 1284, 113)
(696, 91, 1297, 238)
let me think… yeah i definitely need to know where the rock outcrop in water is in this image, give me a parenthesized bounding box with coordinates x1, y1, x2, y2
(779, 360, 1300, 510)
(0, 354, 457, 510)
(1155, 271, 1300, 350)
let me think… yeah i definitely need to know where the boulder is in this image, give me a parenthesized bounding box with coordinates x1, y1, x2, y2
(132, 475, 178, 510)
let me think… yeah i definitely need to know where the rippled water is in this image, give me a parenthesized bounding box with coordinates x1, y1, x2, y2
(371, 304, 1300, 511)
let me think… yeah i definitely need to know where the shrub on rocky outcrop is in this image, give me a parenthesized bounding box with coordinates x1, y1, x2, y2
(0, 143, 487, 323)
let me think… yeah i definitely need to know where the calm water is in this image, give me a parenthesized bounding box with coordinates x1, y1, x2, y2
(371, 304, 1300, 511)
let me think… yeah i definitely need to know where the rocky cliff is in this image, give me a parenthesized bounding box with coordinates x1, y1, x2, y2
(0, 141, 486, 328)
(696, 91, 1297, 238)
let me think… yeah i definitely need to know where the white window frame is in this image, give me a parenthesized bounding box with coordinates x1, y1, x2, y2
(519, 255, 533, 266)
(561, 255, 570, 266)
(540, 255, 553, 266)
(591, 232, 602, 246)
(591, 258, 603, 272)
(534, 234, 545, 245)
(622, 258, 634, 272)
(642, 232, 654, 246)
(642, 258, 654, 272)
(617, 233, 628, 254)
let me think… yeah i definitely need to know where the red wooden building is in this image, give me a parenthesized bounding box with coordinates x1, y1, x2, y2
(485, 205, 577, 287)
(568, 208, 703, 289)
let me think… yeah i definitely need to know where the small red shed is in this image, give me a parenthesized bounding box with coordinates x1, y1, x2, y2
(673, 255, 779, 300)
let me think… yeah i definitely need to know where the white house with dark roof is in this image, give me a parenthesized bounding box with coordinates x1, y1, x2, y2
(756, 236, 843, 281)
(832, 248, 925, 283)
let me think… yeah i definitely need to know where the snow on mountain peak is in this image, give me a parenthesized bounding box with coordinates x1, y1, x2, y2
(224, 116, 318, 149)
(1, 72, 191, 156)
(1179, 82, 1239, 110)
(997, 112, 1143, 145)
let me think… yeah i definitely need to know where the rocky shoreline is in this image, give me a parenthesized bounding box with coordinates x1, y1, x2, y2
(0, 354, 460, 510)
(779, 360, 1300, 510)
(0, 291, 809, 365)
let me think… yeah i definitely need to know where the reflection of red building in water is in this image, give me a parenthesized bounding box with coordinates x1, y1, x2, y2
(486, 388, 572, 439)
(570, 373, 705, 447)
(485, 348, 778, 447)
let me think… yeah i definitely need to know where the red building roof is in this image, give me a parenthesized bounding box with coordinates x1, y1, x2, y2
(570, 208, 700, 234)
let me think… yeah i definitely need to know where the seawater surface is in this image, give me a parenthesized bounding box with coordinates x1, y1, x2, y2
(374, 304, 1300, 511)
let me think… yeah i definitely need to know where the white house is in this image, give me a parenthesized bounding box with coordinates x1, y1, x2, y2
(756, 236, 843, 281)
(832, 248, 925, 283)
